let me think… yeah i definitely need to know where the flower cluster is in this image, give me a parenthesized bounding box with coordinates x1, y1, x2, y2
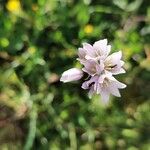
(60, 39, 126, 103)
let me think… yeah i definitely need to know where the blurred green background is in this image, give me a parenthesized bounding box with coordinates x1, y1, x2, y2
(0, 0, 150, 149)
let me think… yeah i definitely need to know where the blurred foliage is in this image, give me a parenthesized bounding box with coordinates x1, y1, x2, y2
(0, 0, 150, 149)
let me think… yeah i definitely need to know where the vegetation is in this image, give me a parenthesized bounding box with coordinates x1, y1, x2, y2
(0, 0, 150, 149)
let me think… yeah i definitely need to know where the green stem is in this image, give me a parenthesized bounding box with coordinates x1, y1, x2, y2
(24, 108, 37, 150)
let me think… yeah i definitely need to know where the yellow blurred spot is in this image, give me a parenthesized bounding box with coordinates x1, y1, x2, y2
(116, 30, 125, 39)
(0, 38, 9, 47)
(28, 46, 36, 54)
(32, 4, 39, 11)
(9, 71, 19, 83)
(65, 49, 76, 57)
(123, 47, 133, 59)
(60, 110, 68, 120)
(6, 0, 21, 12)
(84, 24, 94, 34)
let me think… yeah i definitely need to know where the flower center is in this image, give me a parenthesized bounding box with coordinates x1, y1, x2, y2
(105, 64, 117, 71)
(102, 77, 111, 88)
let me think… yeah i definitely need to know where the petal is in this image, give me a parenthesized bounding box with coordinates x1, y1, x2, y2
(82, 60, 97, 76)
(82, 76, 99, 90)
(78, 48, 86, 59)
(88, 85, 95, 99)
(106, 45, 111, 56)
(60, 68, 83, 83)
(112, 68, 126, 75)
(85, 55, 96, 60)
(93, 39, 108, 56)
(102, 75, 125, 96)
(82, 81, 89, 89)
(96, 82, 101, 94)
(77, 48, 87, 64)
(108, 83, 121, 97)
(83, 43, 96, 57)
(98, 74, 106, 83)
(104, 51, 125, 75)
(96, 60, 104, 73)
(100, 89, 110, 104)
(112, 78, 127, 89)
(83, 43, 93, 51)
(116, 81, 126, 89)
(120, 60, 125, 66)
(105, 51, 122, 65)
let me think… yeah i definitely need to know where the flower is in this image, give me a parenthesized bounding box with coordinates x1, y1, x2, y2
(60, 39, 126, 103)
(82, 59, 104, 76)
(77, 39, 111, 63)
(82, 73, 126, 103)
(103, 51, 126, 75)
(84, 24, 94, 34)
(6, 0, 21, 13)
(60, 68, 83, 83)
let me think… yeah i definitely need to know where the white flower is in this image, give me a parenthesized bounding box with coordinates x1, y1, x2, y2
(82, 73, 126, 103)
(60, 68, 83, 83)
(82, 60, 104, 76)
(60, 38, 126, 103)
(104, 51, 126, 75)
(77, 39, 111, 63)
